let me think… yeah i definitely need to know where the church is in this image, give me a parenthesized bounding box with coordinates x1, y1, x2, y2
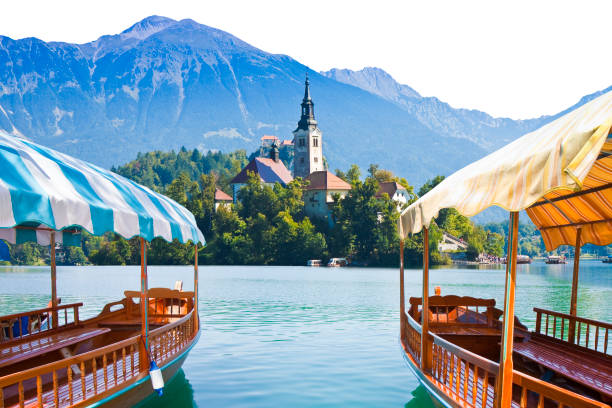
(230, 75, 351, 218)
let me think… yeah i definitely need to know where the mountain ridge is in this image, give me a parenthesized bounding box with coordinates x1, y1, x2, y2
(0, 15, 608, 197)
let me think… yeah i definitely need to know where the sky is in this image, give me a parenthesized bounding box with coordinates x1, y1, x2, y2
(1, 0, 611, 119)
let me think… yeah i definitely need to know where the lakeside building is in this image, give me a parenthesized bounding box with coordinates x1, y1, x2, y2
(229, 144, 293, 202)
(375, 181, 411, 209)
(214, 188, 233, 211)
(293, 74, 325, 178)
(303, 171, 352, 222)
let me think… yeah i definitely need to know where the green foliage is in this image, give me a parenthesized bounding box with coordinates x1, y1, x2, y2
(10, 242, 44, 265)
(204, 174, 326, 265)
(62, 247, 88, 265)
(114, 148, 248, 192)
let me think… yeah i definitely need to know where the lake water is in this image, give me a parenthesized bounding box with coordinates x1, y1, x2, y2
(1, 261, 610, 407)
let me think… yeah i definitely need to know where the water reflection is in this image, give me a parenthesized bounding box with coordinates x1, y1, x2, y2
(405, 385, 440, 407)
(134, 370, 196, 408)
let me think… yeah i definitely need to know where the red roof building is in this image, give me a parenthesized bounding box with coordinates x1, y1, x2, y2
(305, 171, 351, 191)
(375, 181, 412, 209)
(214, 188, 233, 211)
(215, 188, 232, 202)
(303, 171, 351, 221)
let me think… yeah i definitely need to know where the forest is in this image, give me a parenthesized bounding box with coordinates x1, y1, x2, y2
(6, 147, 607, 267)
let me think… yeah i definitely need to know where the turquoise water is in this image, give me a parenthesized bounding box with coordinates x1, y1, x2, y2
(0, 262, 610, 407)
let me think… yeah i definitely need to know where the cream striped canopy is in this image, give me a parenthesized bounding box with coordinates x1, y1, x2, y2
(399, 90, 612, 251)
(0, 131, 205, 245)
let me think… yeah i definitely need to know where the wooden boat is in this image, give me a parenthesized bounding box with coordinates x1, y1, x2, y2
(0, 132, 205, 407)
(307, 259, 323, 266)
(398, 91, 612, 407)
(546, 255, 567, 264)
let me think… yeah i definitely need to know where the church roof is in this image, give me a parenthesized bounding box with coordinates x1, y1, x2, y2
(305, 171, 351, 191)
(230, 157, 294, 186)
(376, 181, 406, 198)
(215, 188, 233, 202)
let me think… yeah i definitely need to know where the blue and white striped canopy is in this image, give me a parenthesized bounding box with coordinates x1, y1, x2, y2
(0, 131, 205, 245)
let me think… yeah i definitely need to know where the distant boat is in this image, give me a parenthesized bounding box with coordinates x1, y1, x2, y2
(545, 255, 567, 264)
(327, 258, 348, 267)
(501, 255, 531, 264)
(307, 259, 323, 267)
(603, 255, 612, 263)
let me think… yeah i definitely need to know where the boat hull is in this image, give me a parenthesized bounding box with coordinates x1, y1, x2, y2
(88, 329, 200, 408)
(400, 339, 456, 408)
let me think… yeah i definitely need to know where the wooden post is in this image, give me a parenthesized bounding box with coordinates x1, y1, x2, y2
(568, 228, 582, 344)
(50, 232, 58, 329)
(399, 239, 405, 340)
(139, 238, 149, 371)
(496, 212, 519, 408)
(194, 242, 199, 332)
(421, 227, 432, 373)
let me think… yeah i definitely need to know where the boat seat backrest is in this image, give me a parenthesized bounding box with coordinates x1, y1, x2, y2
(124, 288, 195, 300)
(408, 295, 497, 326)
(123, 288, 195, 317)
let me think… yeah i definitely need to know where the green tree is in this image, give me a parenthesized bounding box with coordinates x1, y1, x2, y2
(10, 243, 43, 265)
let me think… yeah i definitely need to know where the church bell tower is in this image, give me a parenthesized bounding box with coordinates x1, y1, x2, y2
(293, 74, 324, 178)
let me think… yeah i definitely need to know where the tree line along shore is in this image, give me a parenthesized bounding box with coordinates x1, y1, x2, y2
(4, 148, 610, 267)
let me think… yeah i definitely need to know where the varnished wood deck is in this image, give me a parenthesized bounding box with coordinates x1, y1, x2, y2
(514, 336, 612, 400)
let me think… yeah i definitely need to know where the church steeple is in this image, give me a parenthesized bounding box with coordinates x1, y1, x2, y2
(298, 74, 316, 130)
(292, 73, 324, 179)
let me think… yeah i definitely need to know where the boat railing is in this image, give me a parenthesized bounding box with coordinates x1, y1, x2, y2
(0, 309, 197, 408)
(405, 309, 421, 364)
(534, 308, 611, 355)
(149, 308, 197, 364)
(0, 303, 82, 344)
(404, 311, 609, 408)
(512, 370, 608, 408)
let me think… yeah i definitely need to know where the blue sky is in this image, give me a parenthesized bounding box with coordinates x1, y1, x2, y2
(2, 0, 611, 119)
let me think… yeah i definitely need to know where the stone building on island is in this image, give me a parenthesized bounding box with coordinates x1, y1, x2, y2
(230, 74, 348, 217)
(229, 143, 293, 202)
(303, 171, 351, 221)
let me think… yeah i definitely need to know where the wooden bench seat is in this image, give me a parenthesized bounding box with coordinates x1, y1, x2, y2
(0, 327, 110, 368)
(513, 337, 612, 400)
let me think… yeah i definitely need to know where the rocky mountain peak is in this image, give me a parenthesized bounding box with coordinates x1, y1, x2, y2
(322, 67, 421, 101)
(120, 15, 177, 40)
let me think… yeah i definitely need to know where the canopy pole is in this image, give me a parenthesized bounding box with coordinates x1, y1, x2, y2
(194, 243, 199, 332)
(496, 211, 519, 408)
(50, 232, 58, 329)
(421, 227, 432, 373)
(568, 228, 582, 344)
(399, 239, 405, 340)
(139, 238, 149, 371)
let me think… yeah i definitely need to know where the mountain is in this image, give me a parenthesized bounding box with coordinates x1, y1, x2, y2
(0, 16, 607, 192)
(321, 67, 555, 151)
